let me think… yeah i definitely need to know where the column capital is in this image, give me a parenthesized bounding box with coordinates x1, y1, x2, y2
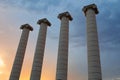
(37, 18, 51, 26)
(58, 11, 73, 21)
(82, 4, 99, 15)
(20, 24, 33, 31)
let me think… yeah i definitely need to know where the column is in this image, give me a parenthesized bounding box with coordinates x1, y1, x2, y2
(9, 24, 33, 80)
(82, 4, 102, 80)
(56, 12, 73, 80)
(30, 18, 51, 80)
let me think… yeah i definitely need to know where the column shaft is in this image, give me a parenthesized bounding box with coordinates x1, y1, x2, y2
(30, 18, 51, 80)
(56, 17, 69, 80)
(86, 9, 102, 80)
(9, 25, 32, 80)
(56, 12, 72, 80)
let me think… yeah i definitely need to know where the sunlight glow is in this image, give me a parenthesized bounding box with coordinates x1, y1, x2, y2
(0, 58, 5, 67)
(0, 71, 3, 74)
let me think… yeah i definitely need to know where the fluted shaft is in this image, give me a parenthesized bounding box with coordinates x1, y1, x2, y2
(9, 24, 33, 80)
(56, 12, 72, 80)
(30, 18, 51, 80)
(83, 4, 102, 80)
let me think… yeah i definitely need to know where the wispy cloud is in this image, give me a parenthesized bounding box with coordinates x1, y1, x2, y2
(0, 0, 120, 80)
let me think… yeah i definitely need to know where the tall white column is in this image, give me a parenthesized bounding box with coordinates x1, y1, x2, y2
(82, 4, 102, 80)
(9, 24, 33, 80)
(56, 12, 73, 80)
(30, 18, 51, 80)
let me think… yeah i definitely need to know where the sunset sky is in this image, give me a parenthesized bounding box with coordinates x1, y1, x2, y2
(0, 0, 120, 80)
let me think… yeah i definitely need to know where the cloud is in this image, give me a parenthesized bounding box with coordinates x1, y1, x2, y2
(95, 1, 120, 79)
(0, 0, 61, 13)
(114, 78, 120, 80)
(0, 0, 120, 80)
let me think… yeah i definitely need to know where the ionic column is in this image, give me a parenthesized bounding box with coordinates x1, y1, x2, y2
(9, 24, 33, 80)
(56, 12, 73, 80)
(82, 4, 102, 80)
(30, 18, 51, 80)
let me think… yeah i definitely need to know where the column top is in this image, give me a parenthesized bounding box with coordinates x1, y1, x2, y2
(37, 18, 51, 26)
(20, 24, 33, 31)
(58, 11, 73, 21)
(82, 4, 99, 15)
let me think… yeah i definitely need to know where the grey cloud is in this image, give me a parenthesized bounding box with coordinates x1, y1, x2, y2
(97, 1, 120, 79)
(1, 0, 120, 80)
(97, 1, 120, 48)
(66, 1, 120, 80)
(58, 2, 87, 48)
(0, 0, 61, 13)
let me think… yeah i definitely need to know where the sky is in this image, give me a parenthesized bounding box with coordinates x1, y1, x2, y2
(0, 0, 120, 80)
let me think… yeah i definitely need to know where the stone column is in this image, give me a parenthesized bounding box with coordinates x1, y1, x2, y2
(9, 24, 33, 80)
(56, 12, 73, 80)
(82, 4, 102, 80)
(30, 18, 51, 80)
